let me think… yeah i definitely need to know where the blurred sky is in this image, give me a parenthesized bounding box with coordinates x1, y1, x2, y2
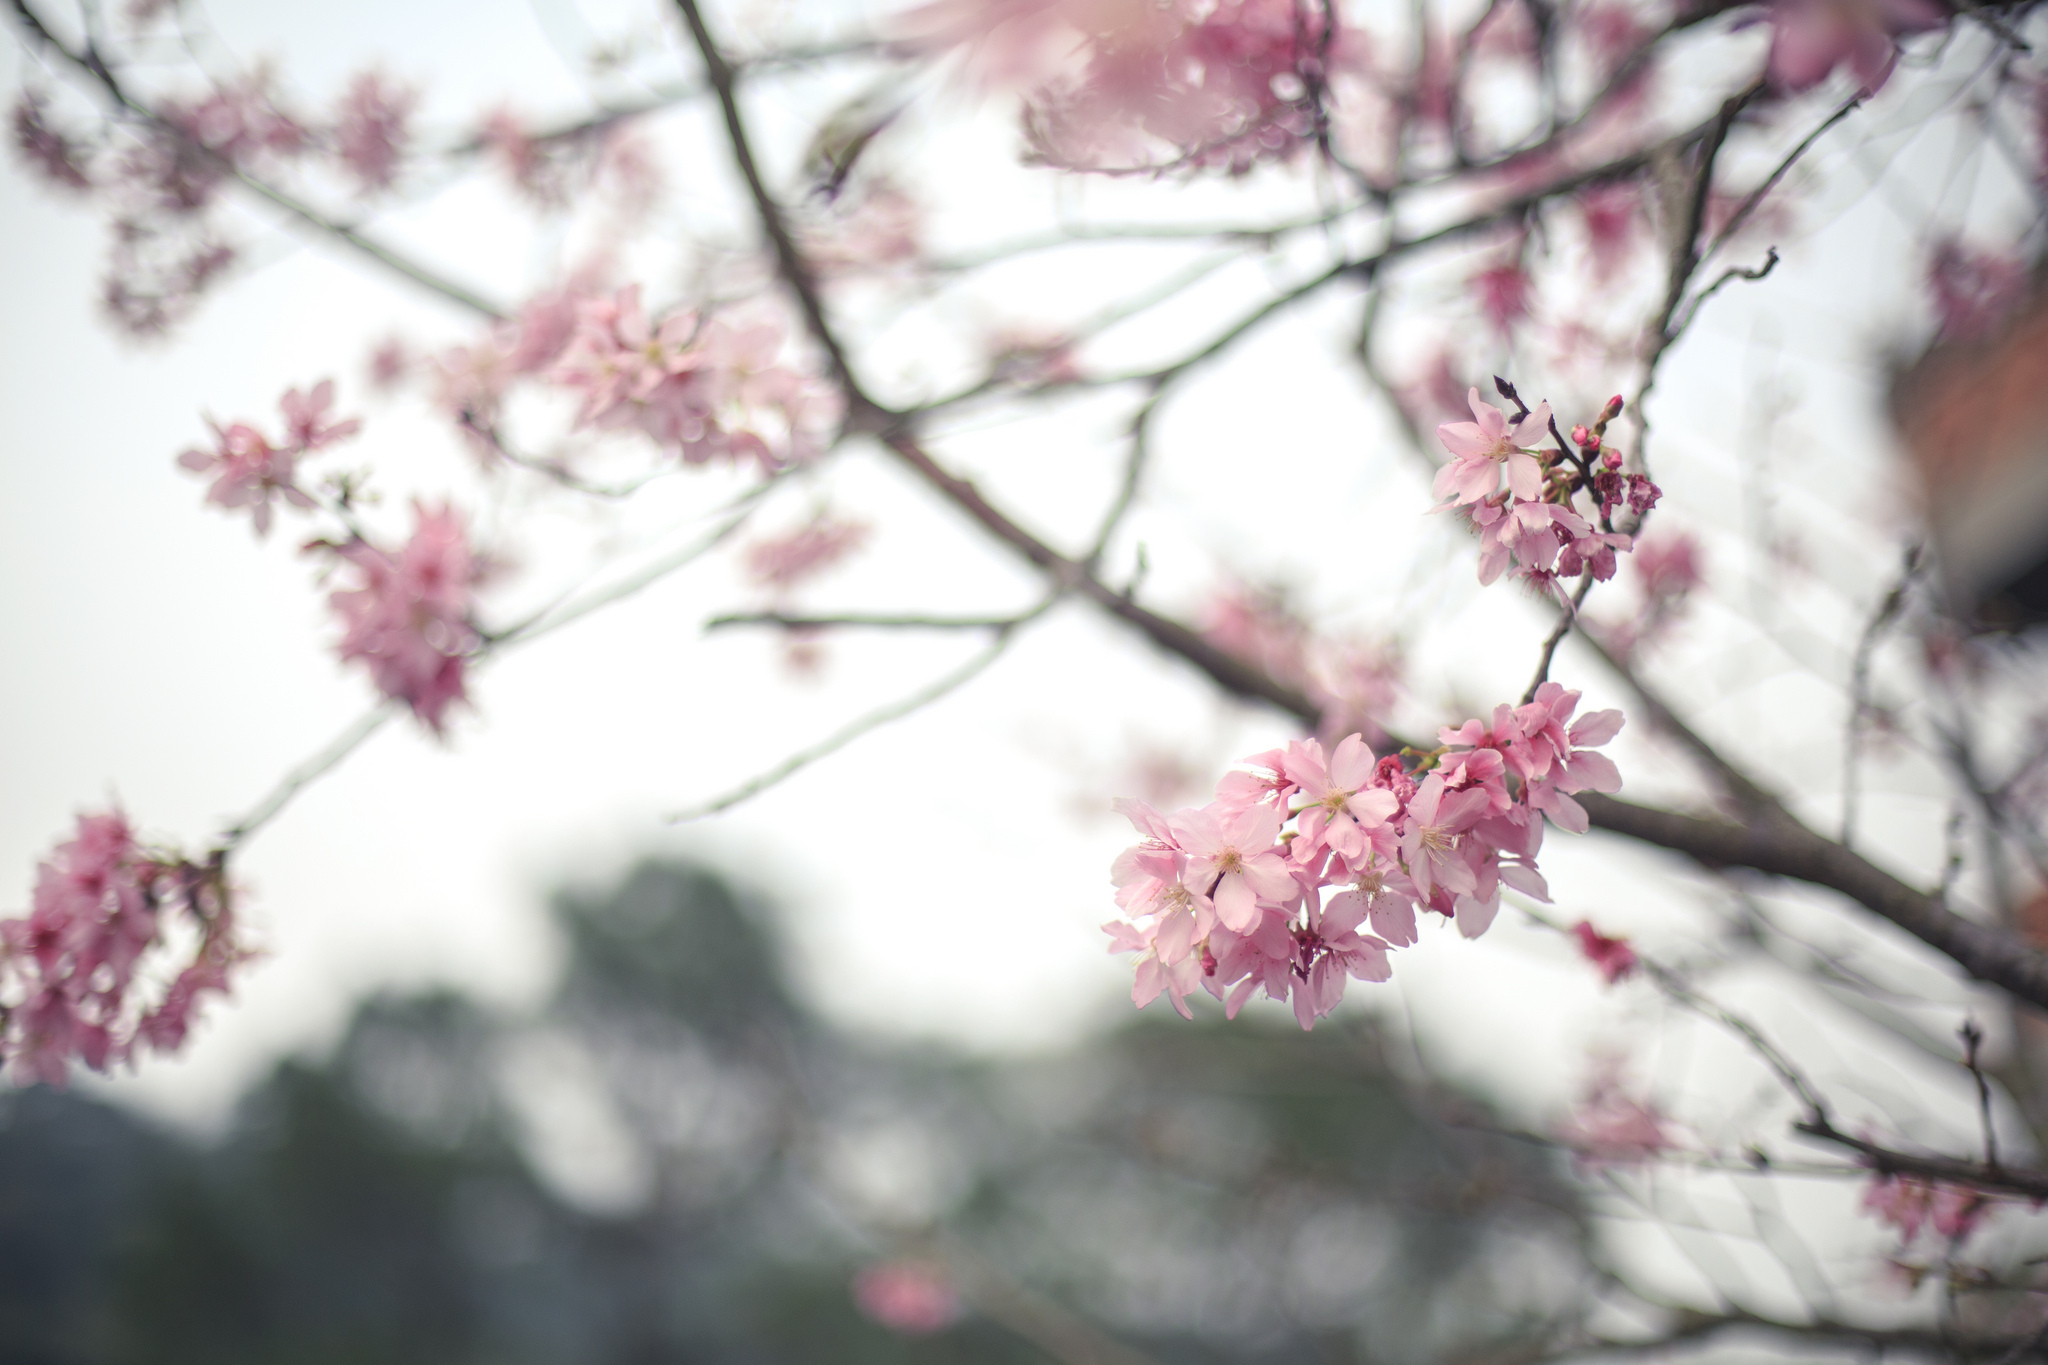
(0, 0, 2028, 1158)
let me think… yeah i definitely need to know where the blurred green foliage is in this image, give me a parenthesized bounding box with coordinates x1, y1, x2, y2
(1, 862, 1586, 1365)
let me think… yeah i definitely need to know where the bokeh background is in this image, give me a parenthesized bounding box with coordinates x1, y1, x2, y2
(4, 0, 2042, 1357)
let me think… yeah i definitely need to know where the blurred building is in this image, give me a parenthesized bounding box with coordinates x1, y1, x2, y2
(1891, 261, 2048, 629)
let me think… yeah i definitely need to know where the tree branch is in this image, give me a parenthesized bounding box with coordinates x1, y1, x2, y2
(672, 0, 2048, 1020)
(10, 0, 508, 320)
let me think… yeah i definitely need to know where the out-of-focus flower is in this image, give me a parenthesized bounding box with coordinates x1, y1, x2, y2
(332, 70, 416, 194)
(327, 503, 484, 732)
(1, 812, 247, 1086)
(1557, 1061, 1675, 1167)
(1862, 1170, 1992, 1246)
(745, 514, 871, 595)
(852, 1260, 961, 1334)
(1763, 0, 1947, 95)
(1572, 920, 1639, 983)
(12, 92, 93, 191)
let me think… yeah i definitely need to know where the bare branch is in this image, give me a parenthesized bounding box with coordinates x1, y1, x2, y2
(669, 604, 1050, 821)
(706, 610, 1032, 631)
(1523, 572, 1597, 704)
(10, 0, 509, 320)
(218, 703, 397, 849)
(1794, 1117, 2048, 1201)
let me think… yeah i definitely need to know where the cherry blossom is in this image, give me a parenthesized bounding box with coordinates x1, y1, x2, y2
(327, 503, 484, 733)
(1863, 1171, 1992, 1246)
(745, 515, 871, 596)
(906, 0, 1332, 174)
(332, 70, 416, 194)
(1, 811, 246, 1086)
(550, 286, 835, 470)
(178, 421, 313, 536)
(1106, 687, 1626, 1029)
(1557, 1064, 1675, 1167)
(177, 380, 362, 535)
(1436, 387, 1552, 505)
(279, 379, 362, 452)
(1572, 921, 1639, 984)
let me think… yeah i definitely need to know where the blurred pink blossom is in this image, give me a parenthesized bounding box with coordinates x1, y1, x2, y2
(1, 812, 247, 1086)
(1572, 920, 1639, 983)
(1862, 1170, 1991, 1245)
(1558, 1063, 1674, 1166)
(852, 1260, 961, 1334)
(328, 503, 483, 732)
(745, 515, 870, 595)
(332, 70, 416, 194)
(179, 421, 313, 536)
(1763, 0, 1947, 94)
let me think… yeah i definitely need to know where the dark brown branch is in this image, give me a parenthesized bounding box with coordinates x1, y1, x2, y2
(881, 433, 1322, 722)
(1579, 792, 2048, 1013)
(1793, 1117, 2048, 1202)
(673, 0, 877, 420)
(672, 0, 2048, 1020)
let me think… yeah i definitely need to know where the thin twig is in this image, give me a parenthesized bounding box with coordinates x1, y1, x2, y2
(1667, 246, 1780, 340)
(218, 703, 397, 848)
(707, 610, 1033, 631)
(1962, 1018, 2002, 1169)
(1842, 548, 1919, 848)
(11, 0, 508, 320)
(1524, 572, 1597, 703)
(669, 602, 1053, 821)
(1703, 93, 1863, 260)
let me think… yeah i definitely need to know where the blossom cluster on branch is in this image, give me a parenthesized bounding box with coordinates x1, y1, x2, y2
(0, 812, 246, 1086)
(1438, 385, 1656, 605)
(1107, 682, 1624, 1029)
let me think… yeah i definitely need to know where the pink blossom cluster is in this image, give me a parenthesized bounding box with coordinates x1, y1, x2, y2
(332, 70, 416, 195)
(0, 811, 246, 1087)
(1436, 386, 1657, 604)
(550, 285, 838, 470)
(1106, 684, 1624, 1029)
(327, 503, 483, 733)
(905, 0, 1334, 173)
(432, 286, 588, 433)
(177, 379, 362, 535)
(1862, 1171, 1991, 1246)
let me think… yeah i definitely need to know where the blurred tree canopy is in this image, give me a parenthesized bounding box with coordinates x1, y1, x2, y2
(1, 861, 1583, 1365)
